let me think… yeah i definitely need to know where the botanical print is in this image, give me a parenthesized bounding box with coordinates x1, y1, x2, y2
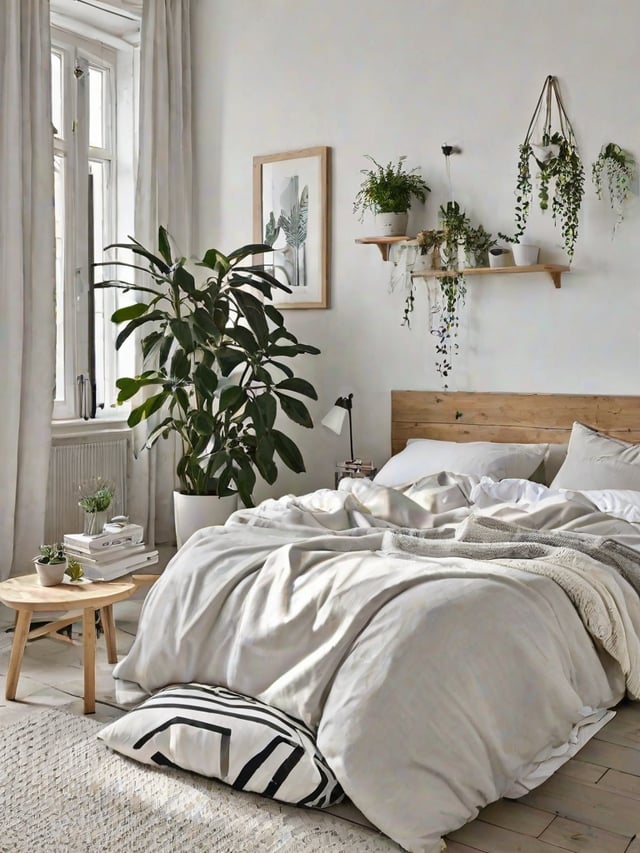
(254, 147, 329, 309)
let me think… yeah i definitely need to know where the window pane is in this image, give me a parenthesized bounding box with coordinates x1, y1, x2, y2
(51, 51, 63, 138)
(89, 67, 104, 149)
(90, 160, 110, 412)
(54, 154, 66, 402)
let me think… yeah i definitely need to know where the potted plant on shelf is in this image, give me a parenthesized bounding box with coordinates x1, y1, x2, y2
(78, 477, 114, 535)
(96, 227, 320, 547)
(353, 155, 430, 237)
(412, 228, 445, 273)
(592, 143, 637, 234)
(459, 224, 496, 268)
(34, 544, 67, 587)
(504, 75, 585, 262)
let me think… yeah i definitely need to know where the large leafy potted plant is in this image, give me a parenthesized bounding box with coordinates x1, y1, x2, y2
(96, 227, 320, 546)
(353, 155, 430, 236)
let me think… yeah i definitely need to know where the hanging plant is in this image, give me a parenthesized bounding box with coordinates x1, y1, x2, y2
(402, 201, 468, 387)
(506, 75, 585, 262)
(592, 143, 636, 232)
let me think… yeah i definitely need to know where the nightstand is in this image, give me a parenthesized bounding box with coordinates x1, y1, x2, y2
(334, 460, 377, 489)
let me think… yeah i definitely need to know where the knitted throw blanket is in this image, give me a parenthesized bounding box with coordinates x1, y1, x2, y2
(386, 515, 640, 698)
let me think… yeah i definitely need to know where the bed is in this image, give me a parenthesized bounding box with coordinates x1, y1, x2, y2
(102, 391, 640, 853)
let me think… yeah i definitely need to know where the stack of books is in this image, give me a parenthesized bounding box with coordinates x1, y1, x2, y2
(63, 523, 159, 580)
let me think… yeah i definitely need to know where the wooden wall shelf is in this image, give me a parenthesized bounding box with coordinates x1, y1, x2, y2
(412, 263, 570, 289)
(355, 236, 409, 261)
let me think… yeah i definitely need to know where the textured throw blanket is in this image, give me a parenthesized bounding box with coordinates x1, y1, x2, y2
(387, 515, 640, 698)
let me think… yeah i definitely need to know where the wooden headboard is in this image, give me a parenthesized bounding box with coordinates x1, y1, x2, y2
(391, 391, 640, 455)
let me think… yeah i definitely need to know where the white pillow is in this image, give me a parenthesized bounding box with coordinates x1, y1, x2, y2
(374, 438, 549, 488)
(98, 684, 344, 808)
(551, 422, 640, 491)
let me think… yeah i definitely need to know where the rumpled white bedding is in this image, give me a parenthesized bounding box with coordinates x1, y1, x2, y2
(113, 475, 640, 853)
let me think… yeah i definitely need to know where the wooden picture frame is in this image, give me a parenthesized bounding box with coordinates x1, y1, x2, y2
(253, 146, 330, 309)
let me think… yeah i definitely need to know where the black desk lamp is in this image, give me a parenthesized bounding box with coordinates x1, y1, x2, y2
(321, 393, 354, 463)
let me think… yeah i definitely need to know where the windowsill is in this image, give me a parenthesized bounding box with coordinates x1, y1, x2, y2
(52, 413, 131, 440)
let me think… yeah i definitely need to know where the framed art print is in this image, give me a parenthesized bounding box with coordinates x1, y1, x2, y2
(253, 146, 330, 309)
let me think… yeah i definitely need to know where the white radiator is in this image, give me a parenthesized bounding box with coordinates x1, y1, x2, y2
(45, 431, 130, 542)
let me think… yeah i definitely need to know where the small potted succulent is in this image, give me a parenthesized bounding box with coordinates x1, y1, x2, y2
(353, 155, 430, 236)
(34, 544, 67, 587)
(78, 477, 114, 536)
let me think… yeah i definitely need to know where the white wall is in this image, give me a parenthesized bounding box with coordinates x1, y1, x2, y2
(191, 0, 640, 498)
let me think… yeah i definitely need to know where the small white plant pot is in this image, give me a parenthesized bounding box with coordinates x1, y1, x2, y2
(458, 246, 476, 269)
(489, 250, 510, 268)
(374, 212, 408, 237)
(34, 560, 66, 587)
(512, 243, 540, 266)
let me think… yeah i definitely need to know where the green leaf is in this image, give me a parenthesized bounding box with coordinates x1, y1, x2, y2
(169, 319, 193, 352)
(115, 310, 165, 350)
(157, 227, 173, 265)
(216, 346, 245, 376)
(226, 243, 273, 263)
(199, 248, 230, 274)
(115, 377, 142, 403)
(273, 429, 305, 473)
(275, 377, 318, 400)
(194, 363, 218, 398)
(111, 302, 149, 323)
(104, 241, 170, 274)
(219, 385, 246, 413)
(264, 304, 284, 327)
(174, 265, 196, 295)
(254, 392, 277, 429)
(170, 348, 190, 381)
(225, 325, 259, 353)
(192, 307, 220, 338)
(144, 392, 168, 419)
(192, 410, 215, 435)
(158, 334, 174, 368)
(234, 289, 269, 347)
(275, 392, 313, 427)
(255, 434, 277, 484)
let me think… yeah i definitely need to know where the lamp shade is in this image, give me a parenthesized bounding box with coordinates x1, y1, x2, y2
(321, 405, 348, 435)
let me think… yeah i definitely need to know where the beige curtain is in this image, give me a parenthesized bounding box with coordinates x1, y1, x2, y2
(129, 0, 192, 545)
(0, 0, 55, 579)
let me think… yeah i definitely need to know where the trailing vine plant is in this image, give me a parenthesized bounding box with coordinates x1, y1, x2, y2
(506, 75, 585, 261)
(403, 201, 469, 387)
(592, 143, 636, 233)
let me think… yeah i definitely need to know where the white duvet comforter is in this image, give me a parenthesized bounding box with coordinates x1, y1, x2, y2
(114, 476, 640, 853)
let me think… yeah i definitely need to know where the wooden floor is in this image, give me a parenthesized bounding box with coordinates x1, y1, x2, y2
(0, 603, 639, 852)
(446, 700, 640, 852)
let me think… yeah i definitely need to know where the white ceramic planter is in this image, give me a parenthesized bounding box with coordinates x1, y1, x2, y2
(512, 243, 540, 266)
(34, 560, 66, 587)
(374, 212, 408, 237)
(173, 491, 238, 549)
(489, 250, 510, 268)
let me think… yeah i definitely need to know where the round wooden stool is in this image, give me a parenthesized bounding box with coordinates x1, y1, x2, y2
(0, 574, 137, 714)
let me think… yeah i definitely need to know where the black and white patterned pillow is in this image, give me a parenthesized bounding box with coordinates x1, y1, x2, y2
(98, 683, 344, 808)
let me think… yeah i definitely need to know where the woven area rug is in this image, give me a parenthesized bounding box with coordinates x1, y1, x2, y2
(0, 709, 401, 852)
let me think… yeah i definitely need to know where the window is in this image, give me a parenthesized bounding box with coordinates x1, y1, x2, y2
(51, 16, 138, 420)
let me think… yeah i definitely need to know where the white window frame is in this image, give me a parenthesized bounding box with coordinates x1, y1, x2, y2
(51, 20, 138, 424)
